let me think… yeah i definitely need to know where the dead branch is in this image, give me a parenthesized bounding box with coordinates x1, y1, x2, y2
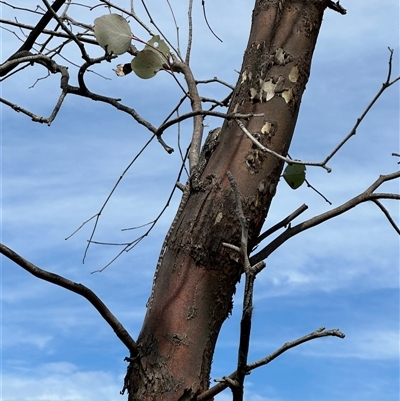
(0, 0, 67, 77)
(322, 48, 400, 166)
(0, 53, 69, 124)
(0, 18, 98, 46)
(186, 0, 194, 64)
(305, 178, 332, 204)
(196, 77, 235, 90)
(156, 111, 263, 138)
(197, 327, 345, 401)
(255, 204, 308, 246)
(172, 58, 204, 172)
(223, 171, 266, 401)
(248, 326, 345, 370)
(201, 0, 223, 43)
(138, 0, 181, 58)
(327, 1, 347, 14)
(98, 0, 154, 36)
(237, 49, 399, 174)
(250, 171, 400, 265)
(371, 199, 400, 235)
(235, 118, 332, 172)
(66, 145, 188, 273)
(0, 242, 138, 356)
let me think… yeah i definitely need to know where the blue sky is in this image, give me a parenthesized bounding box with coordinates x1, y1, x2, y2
(1, 1, 399, 400)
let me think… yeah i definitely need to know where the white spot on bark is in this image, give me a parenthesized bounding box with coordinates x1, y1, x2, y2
(289, 66, 299, 82)
(282, 88, 293, 103)
(214, 212, 223, 224)
(261, 121, 272, 134)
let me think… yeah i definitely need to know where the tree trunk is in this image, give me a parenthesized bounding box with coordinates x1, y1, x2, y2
(128, 1, 329, 399)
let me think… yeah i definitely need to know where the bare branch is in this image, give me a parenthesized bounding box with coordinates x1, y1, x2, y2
(322, 48, 400, 166)
(247, 326, 345, 371)
(236, 118, 332, 172)
(196, 77, 235, 90)
(255, 204, 308, 246)
(165, 0, 181, 58)
(172, 59, 204, 172)
(223, 171, 266, 401)
(197, 327, 345, 401)
(138, 0, 181, 59)
(201, 0, 222, 43)
(66, 146, 189, 273)
(185, 0, 194, 64)
(305, 178, 332, 205)
(66, 82, 158, 134)
(42, 0, 90, 61)
(326, 1, 347, 14)
(0, 242, 138, 356)
(0, 54, 69, 124)
(250, 171, 400, 265)
(0, 0, 67, 76)
(0, 18, 98, 46)
(371, 199, 400, 235)
(156, 111, 263, 138)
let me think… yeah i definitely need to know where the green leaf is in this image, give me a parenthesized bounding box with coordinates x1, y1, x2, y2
(283, 163, 306, 189)
(94, 14, 132, 55)
(131, 49, 164, 79)
(144, 35, 170, 62)
(130, 35, 170, 79)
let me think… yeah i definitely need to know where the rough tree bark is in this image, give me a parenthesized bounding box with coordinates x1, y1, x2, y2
(128, 0, 331, 399)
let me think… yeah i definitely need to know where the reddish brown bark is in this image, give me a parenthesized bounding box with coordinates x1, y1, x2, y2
(129, 1, 330, 399)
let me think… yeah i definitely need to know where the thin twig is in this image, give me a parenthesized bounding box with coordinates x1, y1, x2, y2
(371, 199, 400, 235)
(185, 0, 193, 64)
(165, 0, 181, 58)
(89, 154, 189, 273)
(322, 48, 400, 166)
(139, 0, 182, 60)
(196, 77, 235, 90)
(98, 0, 154, 36)
(305, 179, 332, 205)
(255, 204, 308, 246)
(42, 0, 90, 61)
(0, 18, 98, 46)
(0, 0, 67, 77)
(156, 111, 263, 138)
(172, 59, 204, 172)
(201, 0, 222, 42)
(236, 119, 332, 172)
(65, 135, 155, 261)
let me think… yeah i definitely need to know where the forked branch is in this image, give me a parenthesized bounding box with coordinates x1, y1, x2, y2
(250, 171, 400, 265)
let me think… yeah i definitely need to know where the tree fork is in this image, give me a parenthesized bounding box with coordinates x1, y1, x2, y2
(129, 1, 332, 399)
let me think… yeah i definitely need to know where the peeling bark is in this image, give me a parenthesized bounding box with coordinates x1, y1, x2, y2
(128, 1, 330, 399)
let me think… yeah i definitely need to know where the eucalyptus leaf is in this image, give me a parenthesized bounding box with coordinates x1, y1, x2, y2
(283, 163, 306, 189)
(94, 14, 132, 55)
(144, 35, 170, 63)
(131, 49, 164, 79)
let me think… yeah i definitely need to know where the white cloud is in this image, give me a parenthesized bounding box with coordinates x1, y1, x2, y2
(1, 2, 398, 401)
(2, 364, 123, 401)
